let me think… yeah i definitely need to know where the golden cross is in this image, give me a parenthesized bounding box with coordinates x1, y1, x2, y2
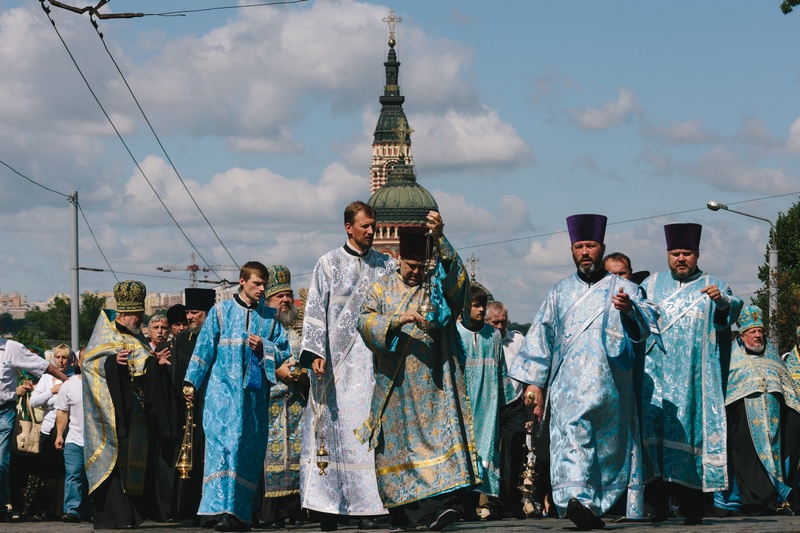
(383, 10, 402, 43)
(468, 253, 479, 281)
(394, 117, 414, 158)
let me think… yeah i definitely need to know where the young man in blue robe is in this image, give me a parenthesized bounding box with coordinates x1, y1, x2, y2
(183, 262, 290, 532)
(509, 214, 655, 530)
(715, 306, 800, 516)
(357, 213, 479, 532)
(640, 223, 743, 526)
(456, 284, 509, 519)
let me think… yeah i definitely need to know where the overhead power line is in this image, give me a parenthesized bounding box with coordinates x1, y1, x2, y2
(40, 0, 222, 280)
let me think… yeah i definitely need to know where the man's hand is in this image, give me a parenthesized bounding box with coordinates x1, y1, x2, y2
(15, 383, 32, 397)
(426, 211, 444, 240)
(152, 347, 171, 366)
(55, 434, 65, 451)
(247, 334, 263, 354)
(396, 308, 426, 327)
(51, 383, 62, 396)
(183, 384, 195, 402)
(311, 356, 326, 376)
(116, 349, 131, 366)
(276, 361, 297, 385)
(524, 384, 545, 423)
(612, 287, 633, 313)
(701, 284, 722, 301)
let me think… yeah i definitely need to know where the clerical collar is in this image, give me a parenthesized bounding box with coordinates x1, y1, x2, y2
(343, 242, 369, 258)
(577, 268, 607, 285)
(115, 322, 134, 336)
(234, 293, 258, 310)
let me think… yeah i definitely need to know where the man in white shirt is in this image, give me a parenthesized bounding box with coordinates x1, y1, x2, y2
(55, 371, 88, 523)
(0, 332, 68, 522)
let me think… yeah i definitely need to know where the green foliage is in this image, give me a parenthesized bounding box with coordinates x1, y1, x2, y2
(509, 321, 531, 336)
(0, 313, 26, 335)
(23, 292, 109, 347)
(13, 328, 51, 352)
(753, 200, 800, 352)
(782, 1, 800, 14)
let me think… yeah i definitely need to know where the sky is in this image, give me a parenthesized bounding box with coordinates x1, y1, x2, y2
(1, 0, 799, 323)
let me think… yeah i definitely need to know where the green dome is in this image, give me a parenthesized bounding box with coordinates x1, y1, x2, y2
(368, 157, 438, 224)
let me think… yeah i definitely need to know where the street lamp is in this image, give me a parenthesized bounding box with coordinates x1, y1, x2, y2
(707, 201, 778, 347)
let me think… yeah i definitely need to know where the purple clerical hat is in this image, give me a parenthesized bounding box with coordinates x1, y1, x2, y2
(566, 214, 607, 244)
(398, 226, 433, 261)
(664, 223, 702, 250)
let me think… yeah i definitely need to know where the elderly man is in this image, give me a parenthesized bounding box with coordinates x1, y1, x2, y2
(640, 223, 743, 526)
(715, 306, 800, 516)
(184, 261, 290, 532)
(509, 214, 655, 530)
(83, 280, 173, 529)
(357, 215, 478, 532)
(0, 329, 68, 522)
(261, 265, 307, 529)
(485, 301, 530, 519)
(300, 201, 395, 530)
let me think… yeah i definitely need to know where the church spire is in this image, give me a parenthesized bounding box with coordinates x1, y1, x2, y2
(370, 10, 413, 194)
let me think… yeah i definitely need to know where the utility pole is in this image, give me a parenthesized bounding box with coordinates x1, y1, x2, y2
(70, 191, 79, 352)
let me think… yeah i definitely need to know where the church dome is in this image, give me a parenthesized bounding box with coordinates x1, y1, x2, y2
(368, 156, 438, 224)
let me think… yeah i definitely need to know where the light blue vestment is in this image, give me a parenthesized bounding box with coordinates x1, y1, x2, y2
(783, 345, 800, 391)
(457, 321, 504, 497)
(715, 339, 800, 509)
(508, 272, 653, 518)
(355, 236, 479, 507)
(641, 270, 743, 492)
(184, 298, 290, 523)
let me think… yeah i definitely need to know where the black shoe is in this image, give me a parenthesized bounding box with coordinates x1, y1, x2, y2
(649, 506, 669, 523)
(293, 519, 305, 527)
(216, 514, 251, 532)
(266, 520, 286, 529)
(320, 514, 338, 532)
(358, 518, 380, 530)
(683, 515, 703, 526)
(777, 502, 794, 516)
(566, 499, 605, 531)
(62, 514, 81, 523)
(427, 508, 459, 531)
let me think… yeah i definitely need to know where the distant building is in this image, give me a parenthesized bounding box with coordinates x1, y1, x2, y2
(0, 292, 28, 319)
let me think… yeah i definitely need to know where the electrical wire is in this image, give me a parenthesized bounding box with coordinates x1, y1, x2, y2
(40, 0, 222, 280)
(0, 160, 70, 198)
(77, 203, 119, 283)
(143, 0, 308, 17)
(89, 16, 239, 268)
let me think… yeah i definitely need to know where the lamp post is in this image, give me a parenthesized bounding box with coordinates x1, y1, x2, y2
(707, 201, 778, 347)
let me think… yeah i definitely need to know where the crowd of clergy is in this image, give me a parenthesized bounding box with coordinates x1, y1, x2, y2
(4, 200, 800, 532)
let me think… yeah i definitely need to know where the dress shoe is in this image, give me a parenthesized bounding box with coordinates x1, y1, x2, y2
(777, 502, 794, 516)
(566, 498, 605, 531)
(427, 508, 459, 531)
(266, 520, 286, 529)
(683, 515, 703, 526)
(358, 517, 380, 529)
(215, 514, 251, 532)
(320, 514, 338, 532)
(62, 513, 81, 523)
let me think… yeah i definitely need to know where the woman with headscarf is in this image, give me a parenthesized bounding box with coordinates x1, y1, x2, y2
(30, 344, 77, 519)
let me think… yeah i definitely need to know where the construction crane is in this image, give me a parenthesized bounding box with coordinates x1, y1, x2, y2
(157, 253, 239, 288)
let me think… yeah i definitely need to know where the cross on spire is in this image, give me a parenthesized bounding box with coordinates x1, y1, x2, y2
(383, 10, 402, 46)
(394, 117, 414, 158)
(468, 253, 480, 281)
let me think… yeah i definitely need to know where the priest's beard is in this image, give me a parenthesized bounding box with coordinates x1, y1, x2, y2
(126, 324, 142, 336)
(276, 304, 300, 328)
(578, 263, 601, 276)
(744, 340, 766, 355)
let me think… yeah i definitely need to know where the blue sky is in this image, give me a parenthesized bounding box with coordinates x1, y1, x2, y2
(1, 0, 798, 322)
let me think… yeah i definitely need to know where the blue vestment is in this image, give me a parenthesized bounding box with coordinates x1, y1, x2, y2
(184, 298, 290, 523)
(715, 338, 800, 510)
(509, 272, 653, 518)
(356, 236, 479, 507)
(457, 320, 504, 497)
(641, 270, 743, 492)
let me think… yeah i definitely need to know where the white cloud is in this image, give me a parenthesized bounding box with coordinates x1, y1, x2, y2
(787, 117, 800, 153)
(643, 119, 715, 145)
(690, 146, 800, 194)
(567, 87, 641, 131)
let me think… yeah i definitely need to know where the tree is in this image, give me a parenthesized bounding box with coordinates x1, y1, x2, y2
(753, 200, 800, 353)
(23, 292, 110, 347)
(79, 293, 107, 344)
(782, 1, 800, 14)
(0, 313, 27, 335)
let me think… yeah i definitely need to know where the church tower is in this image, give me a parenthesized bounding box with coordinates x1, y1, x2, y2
(370, 11, 413, 195)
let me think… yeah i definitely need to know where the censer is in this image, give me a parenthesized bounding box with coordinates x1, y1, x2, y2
(518, 389, 542, 517)
(316, 435, 330, 475)
(416, 230, 437, 330)
(314, 374, 330, 475)
(176, 388, 195, 479)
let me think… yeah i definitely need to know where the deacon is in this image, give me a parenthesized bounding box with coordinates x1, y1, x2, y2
(83, 280, 173, 528)
(509, 214, 655, 530)
(261, 265, 308, 529)
(640, 223, 743, 526)
(357, 214, 478, 532)
(184, 262, 290, 532)
(299, 201, 395, 531)
(715, 306, 800, 515)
